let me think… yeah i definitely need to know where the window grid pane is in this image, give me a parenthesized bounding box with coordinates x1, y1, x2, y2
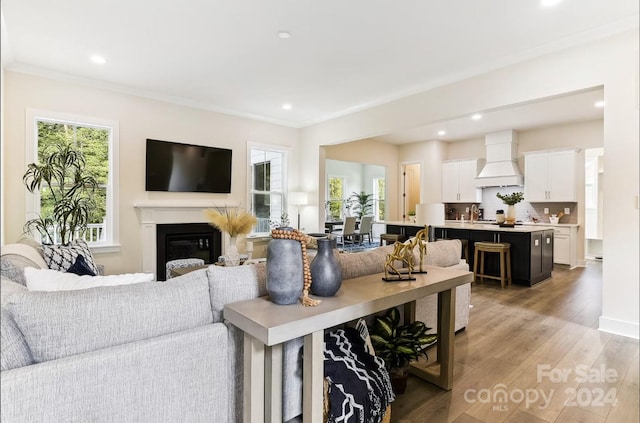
(328, 177, 344, 220)
(250, 147, 286, 232)
(35, 119, 110, 245)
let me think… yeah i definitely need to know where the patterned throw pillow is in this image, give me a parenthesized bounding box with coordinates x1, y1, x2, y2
(66, 254, 97, 276)
(43, 240, 98, 275)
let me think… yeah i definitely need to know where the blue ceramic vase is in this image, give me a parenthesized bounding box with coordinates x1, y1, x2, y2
(310, 238, 342, 297)
(266, 227, 304, 304)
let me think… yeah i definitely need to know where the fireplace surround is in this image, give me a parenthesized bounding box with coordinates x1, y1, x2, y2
(134, 201, 234, 280)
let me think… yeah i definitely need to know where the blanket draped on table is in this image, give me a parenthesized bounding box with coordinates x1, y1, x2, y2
(324, 327, 395, 423)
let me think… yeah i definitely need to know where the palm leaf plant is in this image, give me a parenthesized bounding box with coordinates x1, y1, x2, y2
(23, 142, 99, 245)
(349, 191, 374, 219)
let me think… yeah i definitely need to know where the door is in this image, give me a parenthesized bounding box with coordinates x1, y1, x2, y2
(498, 231, 530, 283)
(542, 230, 554, 272)
(458, 160, 481, 202)
(548, 150, 577, 201)
(530, 232, 543, 279)
(403, 163, 421, 219)
(524, 152, 549, 202)
(442, 162, 459, 203)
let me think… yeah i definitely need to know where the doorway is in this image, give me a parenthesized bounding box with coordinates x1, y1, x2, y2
(402, 163, 421, 220)
(585, 148, 604, 260)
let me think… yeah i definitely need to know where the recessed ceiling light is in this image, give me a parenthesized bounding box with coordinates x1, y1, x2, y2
(594, 100, 605, 108)
(437, 130, 446, 136)
(540, 0, 563, 7)
(90, 54, 106, 65)
(282, 103, 292, 110)
(471, 114, 483, 121)
(277, 31, 291, 39)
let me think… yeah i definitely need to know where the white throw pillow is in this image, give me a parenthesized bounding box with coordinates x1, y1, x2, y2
(24, 267, 155, 291)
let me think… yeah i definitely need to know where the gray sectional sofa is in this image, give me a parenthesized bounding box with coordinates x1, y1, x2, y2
(0, 238, 470, 422)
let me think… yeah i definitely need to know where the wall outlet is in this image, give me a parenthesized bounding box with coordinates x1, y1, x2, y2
(564, 208, 570, 215)
(544, 208, 549, 214)
(465, 207, 470, 213)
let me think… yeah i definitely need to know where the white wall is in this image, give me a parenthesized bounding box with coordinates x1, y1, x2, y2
(301, 31, 639, 339)
(398, 140, 448, 205)
(325, 160, 368, 200)
(3, 71, 300, 274)
(0, 59, 4, 246)
(0, 9, 8, 246)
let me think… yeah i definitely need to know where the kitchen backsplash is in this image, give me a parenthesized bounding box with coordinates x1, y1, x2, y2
(445, 186, 578, 224)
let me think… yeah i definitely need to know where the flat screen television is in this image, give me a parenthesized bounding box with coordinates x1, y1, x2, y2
(145, 139, 232, 193)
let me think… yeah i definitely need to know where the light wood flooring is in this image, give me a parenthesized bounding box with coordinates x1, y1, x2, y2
(391, 261, 639, 423)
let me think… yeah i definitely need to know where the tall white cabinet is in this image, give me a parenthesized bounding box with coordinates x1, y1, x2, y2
(524, 148, 580, 202)
(442, 159, 483, 203)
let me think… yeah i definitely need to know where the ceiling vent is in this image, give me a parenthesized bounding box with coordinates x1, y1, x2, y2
(475, 130, 524, 187)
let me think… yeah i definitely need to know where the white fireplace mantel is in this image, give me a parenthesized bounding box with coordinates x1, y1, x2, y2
(134, 201, 237, 277)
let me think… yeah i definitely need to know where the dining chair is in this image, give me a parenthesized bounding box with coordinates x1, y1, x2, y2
(332, 216, 357, 246)
(355, 215, 374, 245)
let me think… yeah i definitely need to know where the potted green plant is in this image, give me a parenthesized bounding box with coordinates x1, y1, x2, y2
(408, 210, 416, 222)
(496, 192, 524, 224)
(23, 142, 99, 245)
(349, 191, 374, 219)
(370, 307, 437, 394)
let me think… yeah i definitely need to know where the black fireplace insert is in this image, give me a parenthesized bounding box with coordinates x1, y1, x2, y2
(156, 223, 221, 281)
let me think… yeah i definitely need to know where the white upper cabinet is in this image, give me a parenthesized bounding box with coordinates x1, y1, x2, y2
(442, 159, 483, 203)
(524, 149, 579, 202)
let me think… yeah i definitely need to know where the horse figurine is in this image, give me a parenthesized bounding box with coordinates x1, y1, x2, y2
(383, 225, 429, 281)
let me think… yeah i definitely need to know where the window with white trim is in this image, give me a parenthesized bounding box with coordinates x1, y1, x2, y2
(373, 177, 385, 221)
(327, 176, 345, 220)
(26, 110, 119, 250)
(249, 146, 287, 233)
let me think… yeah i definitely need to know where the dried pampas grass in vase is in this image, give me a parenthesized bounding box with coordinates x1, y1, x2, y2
(204, 207, 257, 265)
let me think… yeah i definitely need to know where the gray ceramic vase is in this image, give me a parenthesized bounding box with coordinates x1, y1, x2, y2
(310, 238, 342, 297)
(266, 227, 304, 305)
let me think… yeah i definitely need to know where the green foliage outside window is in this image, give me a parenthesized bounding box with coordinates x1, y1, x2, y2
(24, 121, 109, 243)
(328, 177, 344, 220)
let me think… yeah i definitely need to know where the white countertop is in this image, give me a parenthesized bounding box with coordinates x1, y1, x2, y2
(382, 220, 578, 233)
(435, 222, 579, 233)
(444, 220, 579, 228)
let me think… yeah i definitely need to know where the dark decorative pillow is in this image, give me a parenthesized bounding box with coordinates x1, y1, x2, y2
(66, 254, 96, 276)
(43, 239, 98, 275)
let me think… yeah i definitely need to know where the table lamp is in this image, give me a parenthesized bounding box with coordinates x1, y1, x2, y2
(415, 203, 445, 241)
(289, 191, 309, 230)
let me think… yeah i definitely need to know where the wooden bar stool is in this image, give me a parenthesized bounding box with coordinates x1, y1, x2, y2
(473, 242, 512, 288)
(379, 233, 406, 246)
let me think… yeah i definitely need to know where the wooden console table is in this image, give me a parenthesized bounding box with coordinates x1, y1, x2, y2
(224, 266, 473, 423)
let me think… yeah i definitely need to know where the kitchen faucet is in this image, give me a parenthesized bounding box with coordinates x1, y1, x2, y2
(470, 204, 479, 223)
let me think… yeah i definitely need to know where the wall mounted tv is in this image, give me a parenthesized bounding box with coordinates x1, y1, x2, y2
(145, 139, 232, 193)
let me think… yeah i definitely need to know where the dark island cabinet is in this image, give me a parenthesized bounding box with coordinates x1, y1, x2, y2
(433, 226, 554, 286)
(468, 230, 532, 283)
(386, 224, 424, 238)
(434, 228, 469, 241)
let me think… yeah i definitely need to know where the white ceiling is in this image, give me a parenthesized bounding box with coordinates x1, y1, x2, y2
(369, 87, 606, 144)
(2, 0, 638, 136)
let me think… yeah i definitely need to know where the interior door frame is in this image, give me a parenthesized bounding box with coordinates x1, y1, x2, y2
(400, 161, 422, 221)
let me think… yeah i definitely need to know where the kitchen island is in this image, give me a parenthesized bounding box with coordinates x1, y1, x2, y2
(384, 221, 554, 286)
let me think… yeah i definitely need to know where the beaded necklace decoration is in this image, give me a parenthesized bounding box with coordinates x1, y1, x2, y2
(270, 228, 321, 307)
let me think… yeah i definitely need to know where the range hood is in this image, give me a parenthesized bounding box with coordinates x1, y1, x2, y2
(475, 129, 524, 187)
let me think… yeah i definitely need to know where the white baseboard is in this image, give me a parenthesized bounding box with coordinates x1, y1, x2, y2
(599, 316, 640, 340)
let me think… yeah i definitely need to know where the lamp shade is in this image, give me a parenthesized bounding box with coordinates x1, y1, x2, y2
(415, 203, 445, 226)
(289, 191, 308, 206)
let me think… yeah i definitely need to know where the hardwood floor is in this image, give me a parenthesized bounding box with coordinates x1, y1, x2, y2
(391, 261, 639, 423)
